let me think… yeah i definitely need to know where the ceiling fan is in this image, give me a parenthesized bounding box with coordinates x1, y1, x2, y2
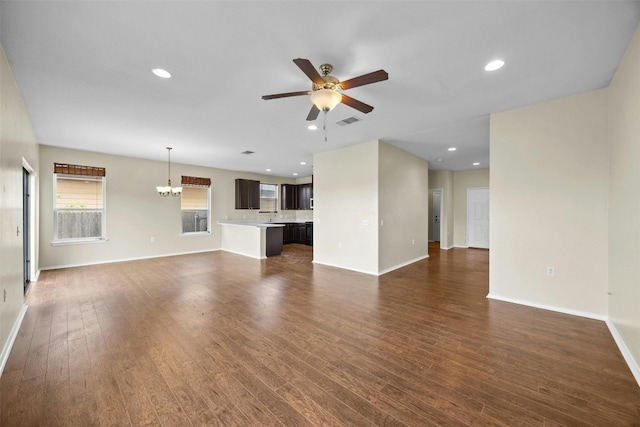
(262, 58, 388, 121)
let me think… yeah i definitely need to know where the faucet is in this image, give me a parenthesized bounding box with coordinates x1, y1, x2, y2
(259, 210, 276, 222)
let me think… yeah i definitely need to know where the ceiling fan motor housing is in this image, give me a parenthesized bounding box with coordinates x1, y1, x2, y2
(313, 75, 340, 91)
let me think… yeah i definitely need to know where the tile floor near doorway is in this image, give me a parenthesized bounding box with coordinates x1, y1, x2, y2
(1, 243, 639, 426)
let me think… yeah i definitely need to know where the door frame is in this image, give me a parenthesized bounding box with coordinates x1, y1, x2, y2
(22, 158, 36, 293)
(428, 188, 444, 249)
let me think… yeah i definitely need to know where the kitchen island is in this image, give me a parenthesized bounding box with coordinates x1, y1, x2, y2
(217, 221, 285, 259)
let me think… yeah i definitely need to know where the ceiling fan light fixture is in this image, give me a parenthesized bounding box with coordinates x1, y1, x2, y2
(310, 89, 342, 112)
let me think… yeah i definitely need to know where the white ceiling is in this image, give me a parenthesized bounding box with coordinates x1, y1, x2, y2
(1, 1, 639, 177)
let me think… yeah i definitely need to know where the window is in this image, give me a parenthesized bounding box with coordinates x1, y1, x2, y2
(53, 163, 106, 243)
(181, 176, 211, 234)
(260, 183, 278, 211)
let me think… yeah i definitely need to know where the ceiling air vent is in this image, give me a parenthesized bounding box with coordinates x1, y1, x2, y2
(241, 150, 255, 155)
(336, 116, 361, 126)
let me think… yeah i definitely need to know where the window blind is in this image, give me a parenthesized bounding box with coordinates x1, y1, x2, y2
(54, 163, 105, 177)
(182, 176, 211, 187)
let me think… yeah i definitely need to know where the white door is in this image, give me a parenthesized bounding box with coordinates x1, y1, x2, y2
(467, 188, 489, 249)
(432, 190, 441, 242)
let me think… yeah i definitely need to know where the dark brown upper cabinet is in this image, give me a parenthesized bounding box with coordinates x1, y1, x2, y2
(281, 184, 298, 210)
(235, 179, 260, 209)
(281, 183, 313, 210)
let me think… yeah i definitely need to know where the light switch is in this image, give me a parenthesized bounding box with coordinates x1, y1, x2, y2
(361, 219, 369, 226)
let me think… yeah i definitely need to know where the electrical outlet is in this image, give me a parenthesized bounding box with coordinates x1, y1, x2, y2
(150, 237, 155, 242)
(412, 239, 415, 245)
(546, 266, 555, 276)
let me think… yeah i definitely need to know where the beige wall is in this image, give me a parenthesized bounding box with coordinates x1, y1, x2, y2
(428, 169, 454, 249)
(490, 88, 609, 316)
(453, 169, 489, 247)
(313, 140, 428, 275)
(378, 141, 429, 272)
(0, 44, 39, 362)
(607, 24, 640, 377)
(313, 140, 379, 274)
(39, 145, 299, 269)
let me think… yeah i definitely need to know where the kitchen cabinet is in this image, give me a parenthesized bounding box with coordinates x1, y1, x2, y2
(292, 223, 306, 243)
(305, 222, 313, 246)
(281, 183, 313, 210)
(281, 184, 298, 210)
(282, 223, 292, 244)
(235, 179, 260, 209)
(282, 222, 311, 245)
(298, 183, 313, 210)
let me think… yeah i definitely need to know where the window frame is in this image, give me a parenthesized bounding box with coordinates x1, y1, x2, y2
(180, 185, 211, 237)
(52, 173, 107, 245)
(259, 183, 278, 212)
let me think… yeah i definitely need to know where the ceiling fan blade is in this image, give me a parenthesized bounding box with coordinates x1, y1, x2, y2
(341, 94, 374, 114)
(306, 105, 320, 121)
(339, 69, 388, 90)
(293, 58, 324, 85)
(262, 90, 310, 100)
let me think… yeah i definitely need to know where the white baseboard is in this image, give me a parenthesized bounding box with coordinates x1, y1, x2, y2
(39, 248, 221, 271)
(313, 254, 429, 276)
(453, 245, 469, 249)
(312, 260, 378, 276)
(378, 255, 429, 276)
(0, 304, 28, 377)
(486, 294, 640, 388)
(486, 293, 606, 321)
(219, 249, 265, 260)
(605, 319, 640, 387)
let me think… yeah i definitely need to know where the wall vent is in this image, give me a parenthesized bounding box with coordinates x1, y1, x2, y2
(336, 116, 361, 126)
(240, 150, 255, 155)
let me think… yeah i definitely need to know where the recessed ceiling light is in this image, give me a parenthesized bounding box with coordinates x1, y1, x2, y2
(308, 124, 318, 130)
(266, 168, 271, 172)
(300, 162, 307, 165)
(152, 68, 171, 78)
(448, 147, 457, 151)
(436, 158, 443, 162)
(293, 173, 298, 176)
(484, 60, 504, 71)
(473, 162, 480, 166)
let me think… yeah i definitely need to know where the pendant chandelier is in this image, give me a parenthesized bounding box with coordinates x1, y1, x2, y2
(157, 147, 182, 197)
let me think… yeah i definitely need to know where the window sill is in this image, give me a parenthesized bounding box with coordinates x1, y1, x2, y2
(51, 238, 108, 246)
(180, 231, 211, 237)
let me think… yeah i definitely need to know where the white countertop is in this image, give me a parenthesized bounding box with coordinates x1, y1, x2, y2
(217, 220, 285, 228)
(217, 219, 312, 227)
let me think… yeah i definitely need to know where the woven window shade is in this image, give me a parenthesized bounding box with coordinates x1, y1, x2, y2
(54, 163, 105, 177)
(182, 176, 211, 187)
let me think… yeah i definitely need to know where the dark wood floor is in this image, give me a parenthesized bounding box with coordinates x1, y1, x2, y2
(1, 243, 639, 426)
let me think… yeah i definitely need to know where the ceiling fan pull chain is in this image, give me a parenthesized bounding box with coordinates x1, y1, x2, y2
(323, 110, 328, 142)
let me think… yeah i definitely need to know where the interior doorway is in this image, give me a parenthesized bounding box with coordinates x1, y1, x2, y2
(22, 160, 35, 294)
(428, 189, 443, 246)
